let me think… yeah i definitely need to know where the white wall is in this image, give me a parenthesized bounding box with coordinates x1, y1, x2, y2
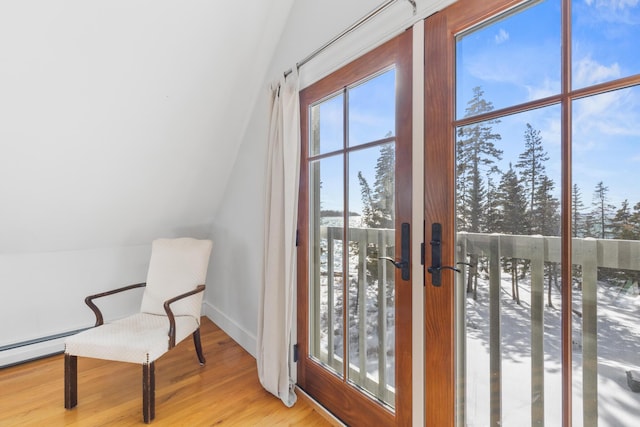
(0, 0, 293, 359)
(208, 1, 455, 424)
(206, 0, 456, 356)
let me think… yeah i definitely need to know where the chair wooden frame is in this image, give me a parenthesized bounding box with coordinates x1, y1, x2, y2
(64, 282, 206, 423)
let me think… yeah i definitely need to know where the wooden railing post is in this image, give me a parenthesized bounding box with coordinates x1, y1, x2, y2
(530, 235, 545, 426)
(489, 233, 502, 427)
(579, 237, 598, 427)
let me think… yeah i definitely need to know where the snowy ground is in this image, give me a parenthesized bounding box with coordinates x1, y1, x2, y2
(466, 273, 640, 426)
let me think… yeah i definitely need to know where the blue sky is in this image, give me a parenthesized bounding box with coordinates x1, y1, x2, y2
(312, 0, 640, 217)
(313, 69, 396, 215)
(456, 0, 640, 209)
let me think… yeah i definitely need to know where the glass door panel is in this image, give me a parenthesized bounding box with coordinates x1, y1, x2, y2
(571, 86, 640, 427)
(298, 31, 412, 427)
(455, 0, 561, 119)
(572, 1, 640, 90)
(348, 143, 396, 407)
(456, 105, 562, 426)
(309, 154, 344, 377)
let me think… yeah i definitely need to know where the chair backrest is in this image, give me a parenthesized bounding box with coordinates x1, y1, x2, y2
(140, 238, 213, 319)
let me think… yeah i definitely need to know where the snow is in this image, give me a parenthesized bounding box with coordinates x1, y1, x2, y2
(466, 272, 640, 426)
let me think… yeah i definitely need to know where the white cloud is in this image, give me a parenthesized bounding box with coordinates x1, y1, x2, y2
(574, 55, 621, 87)
(494, 28, 509, 44)
(585, 0, 640, 9)
(526, 76, 560, 101)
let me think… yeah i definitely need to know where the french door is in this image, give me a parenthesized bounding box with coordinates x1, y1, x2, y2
(425, 0, 640, 426)
(297, 30, 412, 426)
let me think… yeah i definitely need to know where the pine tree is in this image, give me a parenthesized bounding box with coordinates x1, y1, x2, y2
(611, 199, 637, 240)
(516, 123, 549, 233)
(496, 164, 528, 304)
(592, 181, 615, 239)
(572, 184, 585, 237)
(457, 87, 502, 296)
(533, 175, 561, 307)
(357, 143, 396, 292)
(357, 144, 395, 229)
(456, 86, 503, 233)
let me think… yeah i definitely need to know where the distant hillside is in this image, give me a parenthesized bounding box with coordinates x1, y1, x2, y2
(321, 210, 361, 217)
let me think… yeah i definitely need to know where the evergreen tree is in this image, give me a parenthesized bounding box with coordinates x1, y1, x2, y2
(533, 175, 561, 307)
(357, 143, 396, 292)
(592, 181, 615, 239)
(357, 144, 395, 229)
(457, 87, 502, 296)
(516, 123, 549, 233)
(533, 175, 560, 236)
(496, 164, 528, 303)
(456, 86, 503, 233)
(572, 184, 585, 237)
(611, 199, 638, 240)
(372, 144, 395, 229)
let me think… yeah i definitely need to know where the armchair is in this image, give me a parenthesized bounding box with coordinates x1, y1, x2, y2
(64, 238, 213, 423)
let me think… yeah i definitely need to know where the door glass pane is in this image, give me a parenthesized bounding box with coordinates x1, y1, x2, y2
(309, 154, 344, 376)
(456, 105, 562, 426)
(348, 69, 396, 146)
(571, 86, 640, 427)
(456, 0, 561, 119)
(572, 1, 640, 90)
(310, 93, 344, 156)
(348, 143, 396, 407)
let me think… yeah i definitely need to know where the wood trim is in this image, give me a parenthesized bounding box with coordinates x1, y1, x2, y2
(424, 10, 456, 427)
(560, 1, 573, 425)
(298, 28, 413, 427)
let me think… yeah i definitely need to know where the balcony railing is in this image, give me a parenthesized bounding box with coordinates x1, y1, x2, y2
(456, 232, 640, 427)
(313, 225, 396, 406)
(317, 226, 640, 424)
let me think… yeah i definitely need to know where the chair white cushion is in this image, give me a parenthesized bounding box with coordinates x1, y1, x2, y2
(140, 238, 212, 318)
(65, 313, 199, 364)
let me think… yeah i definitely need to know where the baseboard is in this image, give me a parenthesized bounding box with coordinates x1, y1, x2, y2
(202, 301, 257, 358)
(1, 302, 258, 368)
(0, 338, 65, 368)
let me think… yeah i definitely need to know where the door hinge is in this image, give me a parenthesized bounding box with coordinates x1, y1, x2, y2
(295, 229, 300, 247)
(293, 343, 299, 362)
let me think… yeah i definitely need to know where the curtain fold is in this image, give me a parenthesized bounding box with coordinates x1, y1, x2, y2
(257, 68, 300, 407)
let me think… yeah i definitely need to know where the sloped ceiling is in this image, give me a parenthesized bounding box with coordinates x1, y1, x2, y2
(0, 0, 294, 253)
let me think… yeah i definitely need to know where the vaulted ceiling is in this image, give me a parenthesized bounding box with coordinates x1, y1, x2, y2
(0, 0, 295, 253)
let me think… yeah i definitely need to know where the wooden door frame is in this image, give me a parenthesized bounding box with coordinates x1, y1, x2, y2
(297, 28, 413, 427)
(423, 1, 526, 426)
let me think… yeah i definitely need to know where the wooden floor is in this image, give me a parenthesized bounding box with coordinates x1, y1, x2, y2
(0, 318, 335, 426)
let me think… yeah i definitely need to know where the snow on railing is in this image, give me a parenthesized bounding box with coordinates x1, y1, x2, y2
(315, 226, 396, 406)
(457, 232, 640, 427)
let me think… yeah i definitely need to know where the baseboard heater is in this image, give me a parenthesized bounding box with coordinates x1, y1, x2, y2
(0, 328, 90, 369)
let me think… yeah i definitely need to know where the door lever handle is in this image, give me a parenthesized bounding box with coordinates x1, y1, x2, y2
(427, 265, 461, 274)
(378, 222, 410, 281)
(379, 257, 408, 269)
(427, 223, 464, 286)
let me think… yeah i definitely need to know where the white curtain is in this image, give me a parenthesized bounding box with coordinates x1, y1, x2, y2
(257, 68, 300, 407)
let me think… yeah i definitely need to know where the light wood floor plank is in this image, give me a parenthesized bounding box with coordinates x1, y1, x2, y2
(0, 318, 334, 426)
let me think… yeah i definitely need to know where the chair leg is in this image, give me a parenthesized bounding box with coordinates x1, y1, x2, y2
(64, 354, 77, 409)
(142, 362, 155, 423)
(193, 328, 206, 365)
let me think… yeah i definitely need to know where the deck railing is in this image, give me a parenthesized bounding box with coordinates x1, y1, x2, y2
(313, 225, 395, 405)
(317, 227, 640, 423)
(456, 232, 640, 427)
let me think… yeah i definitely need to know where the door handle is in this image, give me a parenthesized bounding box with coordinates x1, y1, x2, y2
(427, 223, 462, 286)
(379, 222, 410, 281)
